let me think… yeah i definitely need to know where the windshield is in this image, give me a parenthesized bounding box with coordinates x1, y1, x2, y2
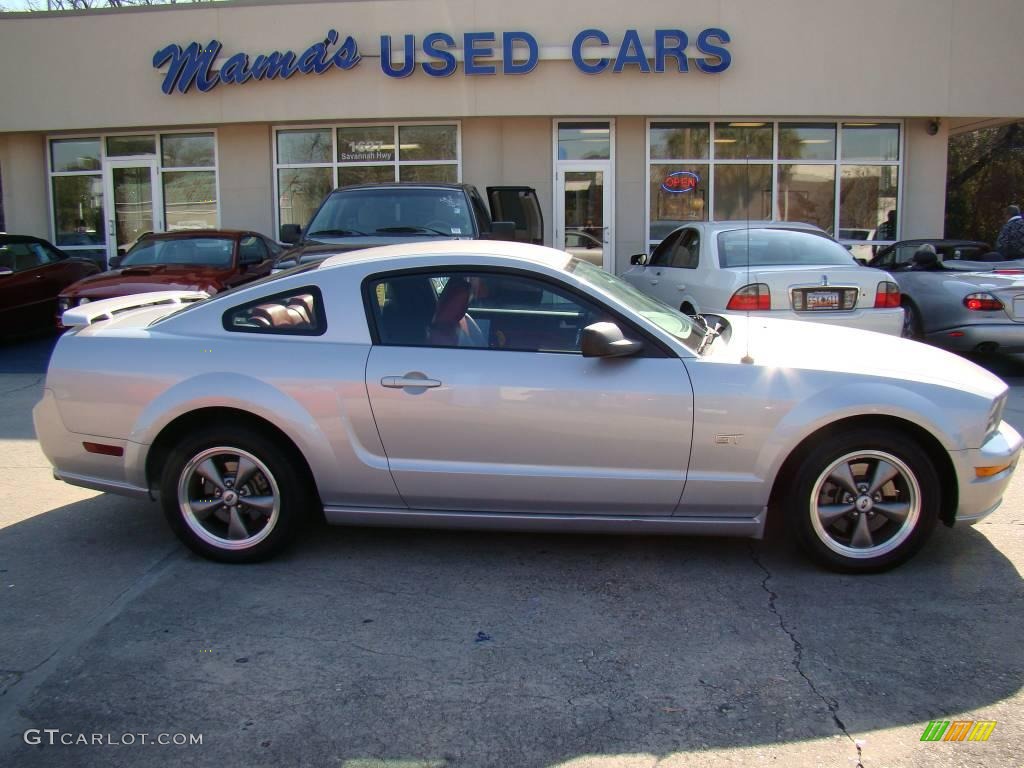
(717, 229, 856, 268)
(569, 260, 700, 352)
(307, 188, 475, 238)
(121, 237, 234, 268)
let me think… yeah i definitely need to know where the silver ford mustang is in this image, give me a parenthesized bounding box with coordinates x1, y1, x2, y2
(33, 241, 1022, 572)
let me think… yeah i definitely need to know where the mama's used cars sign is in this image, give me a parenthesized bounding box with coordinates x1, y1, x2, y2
(153, 28, 731, 95)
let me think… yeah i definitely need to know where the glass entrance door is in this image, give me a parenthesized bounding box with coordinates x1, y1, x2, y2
(556, 167, 612, 270)
(103, 159, 163, 264)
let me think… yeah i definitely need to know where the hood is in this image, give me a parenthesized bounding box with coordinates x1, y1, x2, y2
(713, 314, 1006, 398)
(61, 265, 229, 298)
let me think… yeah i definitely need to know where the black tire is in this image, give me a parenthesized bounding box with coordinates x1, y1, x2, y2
(901, 301, 923, 340)
(785, 428, 939, 573)
(159, 425, 310, 563)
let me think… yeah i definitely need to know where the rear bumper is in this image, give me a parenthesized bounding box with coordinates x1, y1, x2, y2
(926, 323, 1024, 353)
(950, 420, 1023, 525)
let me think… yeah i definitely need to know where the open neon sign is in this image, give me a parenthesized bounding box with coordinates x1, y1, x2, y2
(661, 171, 700, 193)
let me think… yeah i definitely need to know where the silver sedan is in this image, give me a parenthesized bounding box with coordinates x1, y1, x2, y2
(33, 241, 1022, 572)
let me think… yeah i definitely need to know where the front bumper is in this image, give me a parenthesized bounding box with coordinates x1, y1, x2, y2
(926, 323, 1024, 353)
(950, 420, 1023, 525)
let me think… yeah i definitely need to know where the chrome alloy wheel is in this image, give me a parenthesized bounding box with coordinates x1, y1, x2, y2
(177, 446, 281, 551)
(809, 450, 921, 560)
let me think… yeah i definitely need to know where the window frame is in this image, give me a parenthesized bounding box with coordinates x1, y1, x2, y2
(360, 265, 672, 358)
(221, 284, 327, 336)
(272, 121, 462, 235)
(645, 118, 904, 253)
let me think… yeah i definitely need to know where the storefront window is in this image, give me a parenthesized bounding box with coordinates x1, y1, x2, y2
(713, 123, 773, 160)
(714, 164, 773, 220)
(277, 129, 332, 165)
(106, 135, 156, 157)
(274, 122, 461, 231)
(52, 175, 104, 246)
(646, 120, 902, 249)
(163, 171, 217, 230)
(839, 165, 899, 238)
(649, 164, 709, 240)
(51, 138, 101, 172)
(650, 123, 709, 160)
(162, 133, 216, 168)
(557, 122, 611, 160)
(778, 124, 836, 161)
(778, 164, 836, 233)
(278, 167, 333, 227)
(841, 123, 900, 161)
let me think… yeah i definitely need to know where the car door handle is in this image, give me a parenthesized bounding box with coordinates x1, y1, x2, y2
(381, 375, 442, 389)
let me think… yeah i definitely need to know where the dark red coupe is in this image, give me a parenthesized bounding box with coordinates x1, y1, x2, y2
(58, 230, 282, 324)
(0, 235, 100, 335)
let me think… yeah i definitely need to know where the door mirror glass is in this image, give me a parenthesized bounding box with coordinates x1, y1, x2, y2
(280, 224, 302, 244)
(580, 322, 644, 358)
(487, 221, 516, 241)
(630, 253, 647, 266)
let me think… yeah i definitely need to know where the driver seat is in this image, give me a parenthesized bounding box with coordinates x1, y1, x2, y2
(429, 278, 485, 347)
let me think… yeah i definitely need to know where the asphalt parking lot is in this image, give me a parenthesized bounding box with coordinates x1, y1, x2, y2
(0, 333, 1021, 768)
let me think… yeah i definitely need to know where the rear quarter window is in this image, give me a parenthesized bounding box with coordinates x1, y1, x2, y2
(222, 285, 326, 335)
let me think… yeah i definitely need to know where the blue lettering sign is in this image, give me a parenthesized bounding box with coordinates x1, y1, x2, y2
(654, 29, 688, 73)
(695, 28, 731, 73)
(613, 29, 650, 73)
(422, 32, 457, 77)
(463, 32, 497, 75)
(572, 29, 610, 74)
(503, 31, 538, 75)
(380, 34, 416, 78)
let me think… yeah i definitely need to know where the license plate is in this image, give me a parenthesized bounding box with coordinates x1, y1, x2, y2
(805, 290, 840, 310)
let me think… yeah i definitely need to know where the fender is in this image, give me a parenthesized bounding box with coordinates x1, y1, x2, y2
(123, 372, 341, 493)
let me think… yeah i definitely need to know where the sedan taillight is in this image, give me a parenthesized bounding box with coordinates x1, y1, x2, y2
(874, 281, 900, 308)
(964, 292, 1003, 312)
(726, 284, 771, 311)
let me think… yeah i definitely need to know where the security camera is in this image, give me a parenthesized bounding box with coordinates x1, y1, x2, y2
(926, 118, 941, 136)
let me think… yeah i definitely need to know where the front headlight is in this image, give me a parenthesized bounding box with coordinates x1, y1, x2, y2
(77, 297, 90, 305)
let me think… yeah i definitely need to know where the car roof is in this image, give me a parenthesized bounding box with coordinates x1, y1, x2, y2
(330, 182, 469, 193)
(0, 233, 50, 244)
(143, 230, 250, 241)
(889, 238, 990, 247)
(702, 221, 825, 234)
(318, 240, 571, 270)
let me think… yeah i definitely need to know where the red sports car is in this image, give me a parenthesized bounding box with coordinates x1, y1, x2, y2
(0, 235, 100, 335)
(58, 230, 282, 325)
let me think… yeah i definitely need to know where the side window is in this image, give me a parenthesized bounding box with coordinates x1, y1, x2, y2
(670, 229, 700, 268)
(649, 229, 684, 267)
(239, 236, 269, 264)
(0, 242, 46, 272)
(223, 286, 325, 335)
(367, 270, 617, 353)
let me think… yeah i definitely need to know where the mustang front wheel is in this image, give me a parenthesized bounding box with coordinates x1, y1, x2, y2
(160, 427, 306, 563)
(787, 429, 939, 572)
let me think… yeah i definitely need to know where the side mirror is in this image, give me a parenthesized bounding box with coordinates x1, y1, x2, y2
(580, 322, 644, 358)
(630, 252, 648, 266)
(487, 221, 516, 241)
(280, 224, 302, 244)
(853, 256, 869, 266)
(108, 255, 121, 269)
(0, 266, 12, 276)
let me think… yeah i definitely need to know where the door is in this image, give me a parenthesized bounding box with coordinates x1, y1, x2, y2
(638, 227, 702, 310)
(486, 186, 544, 245)
(104, 159, 163, 265)
(556, 168, 612, 270)
(363, 268, 693, 515)
(0, 239, 65, 327)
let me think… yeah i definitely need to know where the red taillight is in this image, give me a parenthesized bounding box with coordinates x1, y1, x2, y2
(874, 281, 900, 308)
(727, 283, 771, 311)
(963, 292, 1003, 312)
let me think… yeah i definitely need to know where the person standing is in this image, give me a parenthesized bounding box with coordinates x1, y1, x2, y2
(996, 204, 1024, 258)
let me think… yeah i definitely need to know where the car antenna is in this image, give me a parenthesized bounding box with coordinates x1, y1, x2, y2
(740, 153, 755, 364)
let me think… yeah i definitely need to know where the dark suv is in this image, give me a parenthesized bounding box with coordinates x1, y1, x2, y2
(277, 183, 543, 269)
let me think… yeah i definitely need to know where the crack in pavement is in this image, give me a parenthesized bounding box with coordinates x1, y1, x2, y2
(749, 543, 865, 768)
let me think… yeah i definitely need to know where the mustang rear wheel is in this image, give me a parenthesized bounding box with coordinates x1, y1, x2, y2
(786, 429, 939, 572)
(160, 427, 307, 563)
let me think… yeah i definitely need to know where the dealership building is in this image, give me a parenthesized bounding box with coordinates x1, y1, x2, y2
(0, 0, 1021, 272)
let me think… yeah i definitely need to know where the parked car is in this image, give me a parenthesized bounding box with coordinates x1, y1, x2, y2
(35, 241, 1020, 573)
(622, 223, 904, 336)
(0, 234, 99, 334)
(868, 238, 993, 271)
(867, 243, 1024, 352)
(275, 183, 543, 269)
(57, 230, 281, 323)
